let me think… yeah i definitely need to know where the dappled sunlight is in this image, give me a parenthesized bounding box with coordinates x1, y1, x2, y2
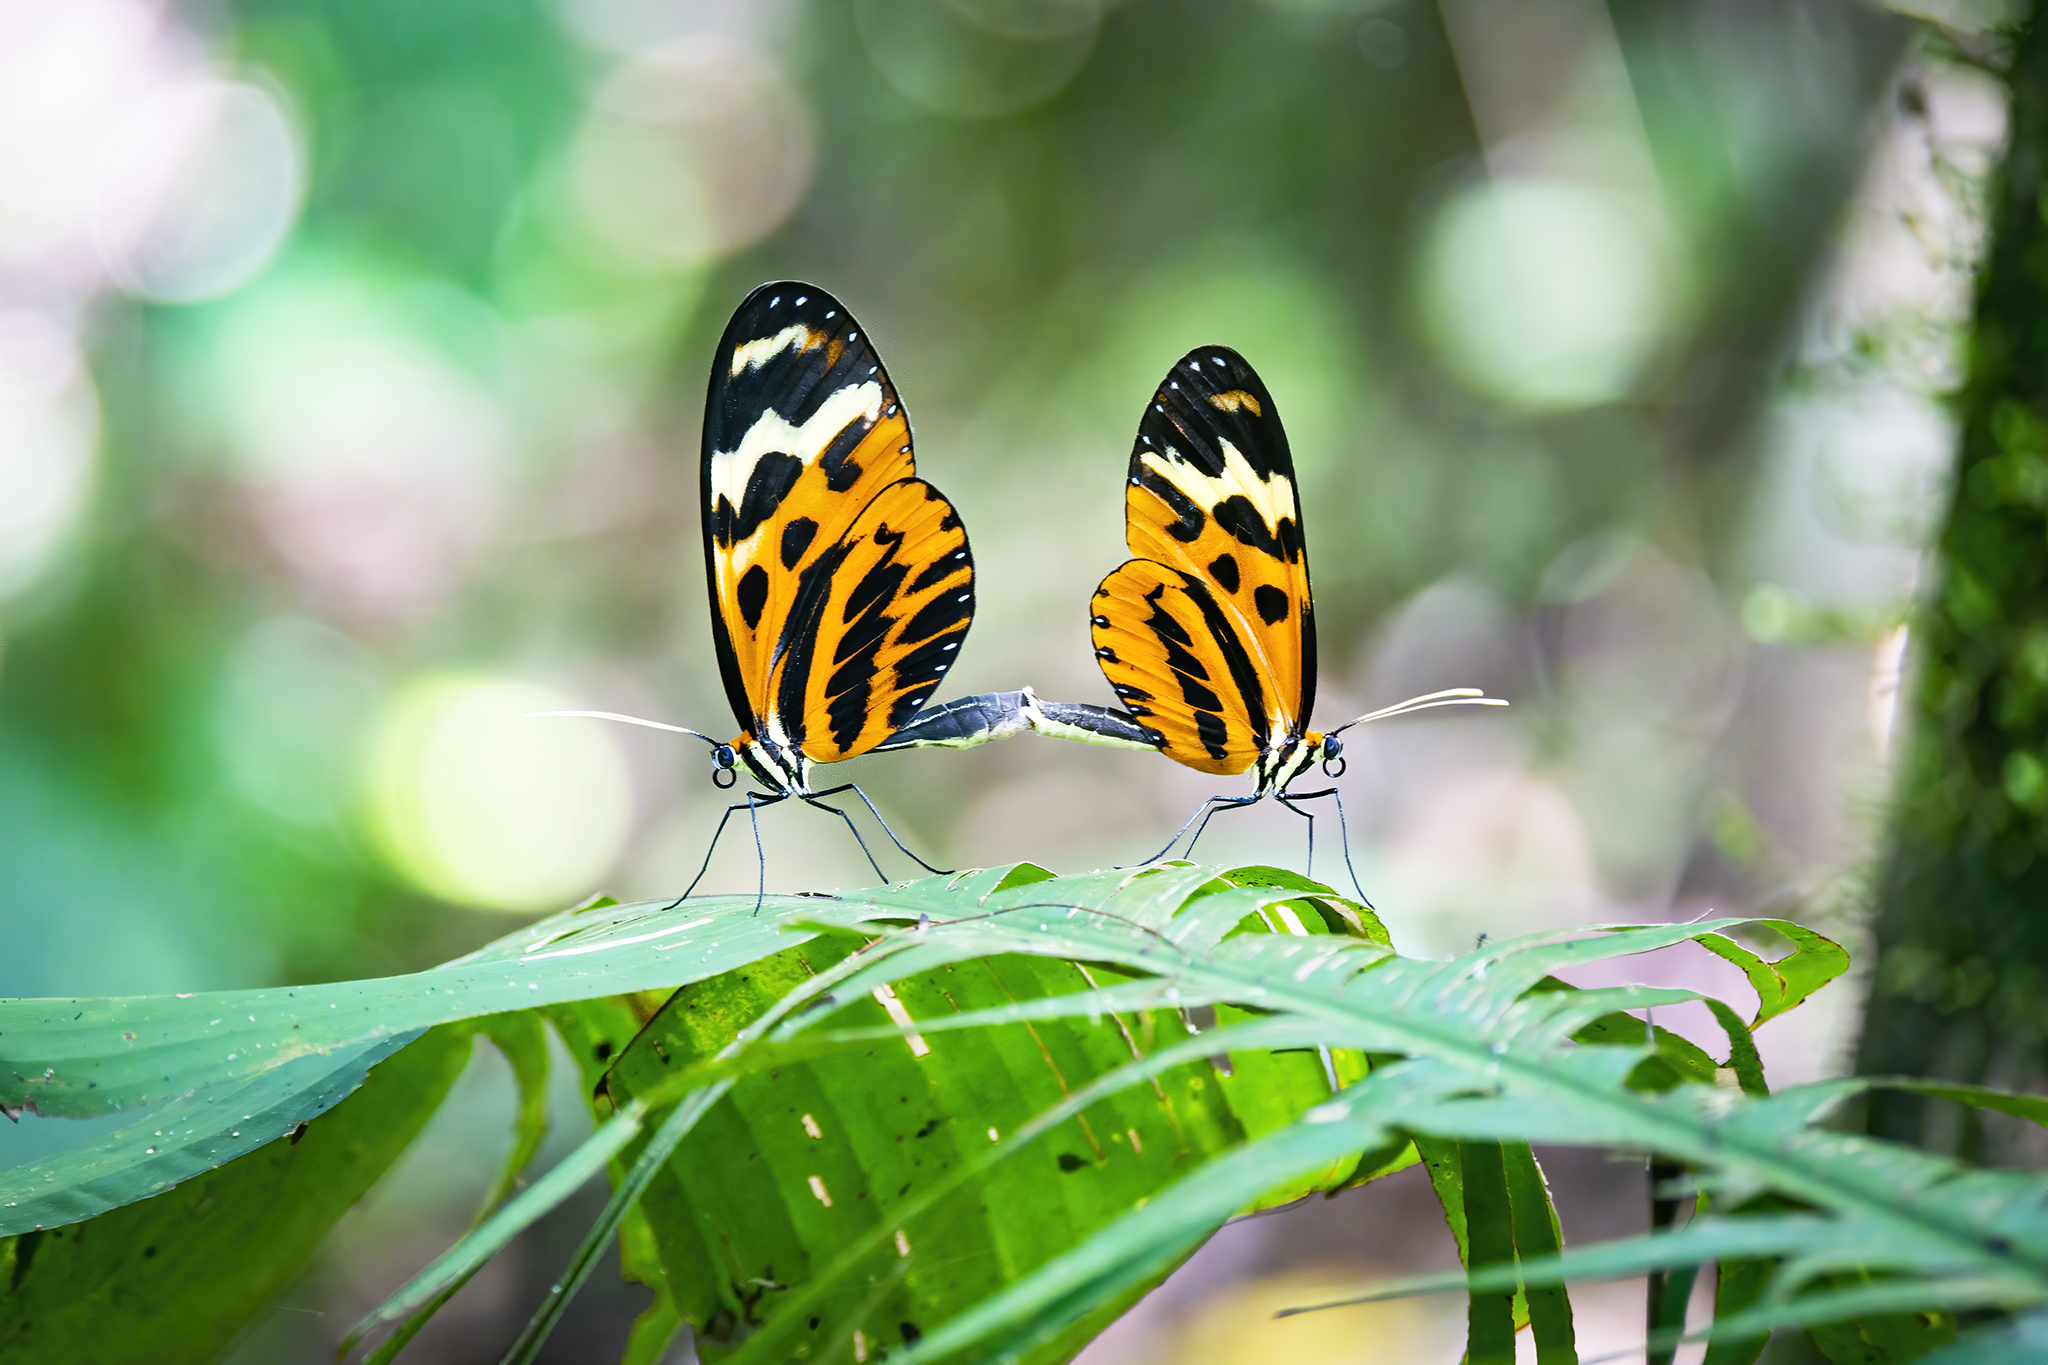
(366, 674, 634, 912)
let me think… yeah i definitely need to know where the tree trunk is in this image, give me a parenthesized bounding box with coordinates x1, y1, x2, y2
(1857, 4, 2048, 1161)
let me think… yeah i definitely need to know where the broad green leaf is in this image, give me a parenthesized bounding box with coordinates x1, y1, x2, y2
(0, 887, 832, 1120)
(0, 1032, 420, 1235)
(0, 1027, 469, 1365)
(595, 868, 1377, 1365)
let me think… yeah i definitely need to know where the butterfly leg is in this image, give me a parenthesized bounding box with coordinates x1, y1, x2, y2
(1276, 787, 1370, 906)
(668, 790, 788, 909)
(807, 783, 954, 879)
(1130, 793, 1262, 867)
(1274, 789, 1319, 879)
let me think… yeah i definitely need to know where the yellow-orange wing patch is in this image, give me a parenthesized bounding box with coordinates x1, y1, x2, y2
(1092, 559, 1267, 776)
(702, 283, 924, 739)
(1094, 347, 1315, 771)
(770, 477, 974, 763)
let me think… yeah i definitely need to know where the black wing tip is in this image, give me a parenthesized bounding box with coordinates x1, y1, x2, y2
(732, 279, 853, 323)
(1169, 342, 1254, 373)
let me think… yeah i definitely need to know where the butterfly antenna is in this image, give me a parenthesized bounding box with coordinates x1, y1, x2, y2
(525, 709, 724, 749)
(1324, 688, 1509, 738)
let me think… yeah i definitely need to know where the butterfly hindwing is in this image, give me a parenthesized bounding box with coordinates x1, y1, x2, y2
(1092, 559, 1267, 776)
(1096, 347, 1314, 771)
(702, 283, 921, 739)
(772, 477, 973, 763)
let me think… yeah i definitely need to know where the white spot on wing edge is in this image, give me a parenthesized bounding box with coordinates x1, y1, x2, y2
(871, 982, 931, 1057)
(808, 1174, 833, 1206)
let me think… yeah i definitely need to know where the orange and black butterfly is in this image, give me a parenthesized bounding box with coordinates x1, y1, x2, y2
(542, 282, 977, 899)
(889, 345, 1502, 896)
(1092, 346, 1505, 890)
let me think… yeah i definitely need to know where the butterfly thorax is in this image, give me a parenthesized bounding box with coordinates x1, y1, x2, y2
(733, 731, 811, 795)
(1253, 729, 1324, 797)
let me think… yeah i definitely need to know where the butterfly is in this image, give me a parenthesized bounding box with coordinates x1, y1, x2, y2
(1084, 344, 1506, 891)
(539, 282, 977, 901)
(885, 346, 1503, 896)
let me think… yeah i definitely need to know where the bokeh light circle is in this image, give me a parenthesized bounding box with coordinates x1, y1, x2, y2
(569, 41, 815, 270)
(96, 79, 302, 303)
(366, 674, 633, 913)
(854, 0, 1099, 119)
(1418, 177, 1680, 411)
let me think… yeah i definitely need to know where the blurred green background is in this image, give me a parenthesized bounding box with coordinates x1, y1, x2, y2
(0, 0, 2007, 1359)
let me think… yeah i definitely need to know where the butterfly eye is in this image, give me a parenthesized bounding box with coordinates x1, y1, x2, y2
(1322, 735, 1342, 761)
(712, 745, 737, 770)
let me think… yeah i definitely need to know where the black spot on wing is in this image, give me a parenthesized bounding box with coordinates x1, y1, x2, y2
(737, 565, 770, 630)
(1211, 495, 1287, 561)
(780, 517, 819, 569)
(818, 417, 869, 492)
(1254, 584, 1290, 625)
(1195, 709, 1232, 762)
(715, 453, 803, 548)
(1208, 554, 1240, 594)
(1132, 464, 1206, 543)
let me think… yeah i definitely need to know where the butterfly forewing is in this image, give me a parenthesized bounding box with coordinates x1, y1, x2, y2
(771, 477, 973, 763)
(701, 284, 923, 741)
(1093, 347, 1315, 770)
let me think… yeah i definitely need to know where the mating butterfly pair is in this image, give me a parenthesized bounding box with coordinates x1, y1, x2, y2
(549, 282, 1502, 903)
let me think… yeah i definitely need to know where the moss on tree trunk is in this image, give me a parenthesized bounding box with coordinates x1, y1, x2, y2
(1858, 5, 2048, 1159)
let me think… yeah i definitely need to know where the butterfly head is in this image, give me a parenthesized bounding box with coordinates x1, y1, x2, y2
(710, 740, 740, 789)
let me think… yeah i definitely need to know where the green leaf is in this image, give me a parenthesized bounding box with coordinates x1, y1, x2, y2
(361, 1011, 554, 1365)
(0, 886, 838, 1121)
(0, 1027, 469, 1365)
(1502, 1143, 1576, 1365)
(1917, 1311, 2048, 1364)
(340, 1093, 655, 1359)
(1461, 1141, 1522, 1365)
(1684, 920, 1851, 1027)
(591, 869, 1376, 1365)
(0, 1032, 420, 1235)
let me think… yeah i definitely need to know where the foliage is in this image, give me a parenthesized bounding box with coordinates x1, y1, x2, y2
(8, 862, 2047, 1362)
